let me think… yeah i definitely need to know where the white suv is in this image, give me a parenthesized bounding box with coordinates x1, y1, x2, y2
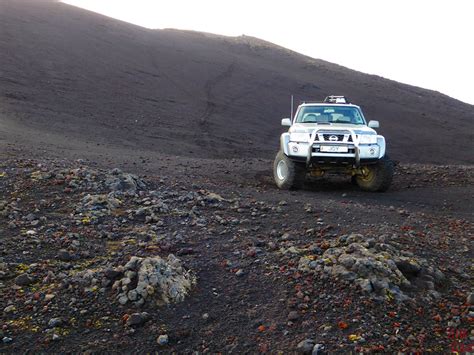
(274, 96, 393, 192)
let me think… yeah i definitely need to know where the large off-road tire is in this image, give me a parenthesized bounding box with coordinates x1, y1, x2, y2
(273, 151, 306, 190)
(356, 155, 394, 192)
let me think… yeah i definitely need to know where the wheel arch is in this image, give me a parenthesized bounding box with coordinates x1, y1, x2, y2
(376, 136, 386, 158)
(280, 133, 290, 156)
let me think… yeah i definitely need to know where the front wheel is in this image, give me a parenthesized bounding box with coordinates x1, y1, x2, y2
(356, 156, 394, 192)
(273, 151, 306, 190)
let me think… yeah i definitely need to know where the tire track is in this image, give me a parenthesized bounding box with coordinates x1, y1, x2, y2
(199, 63, 236, 125)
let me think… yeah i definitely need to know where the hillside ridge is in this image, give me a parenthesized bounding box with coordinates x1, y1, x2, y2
(0, 1, 472, 163)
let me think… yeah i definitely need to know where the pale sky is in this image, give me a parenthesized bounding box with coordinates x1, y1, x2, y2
(63, 0, 474, 105)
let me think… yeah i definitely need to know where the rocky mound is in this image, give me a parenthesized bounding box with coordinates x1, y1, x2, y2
(66, 254, 196, 307)
(111, 255, 195, 306)
(298, 234, 447, 301)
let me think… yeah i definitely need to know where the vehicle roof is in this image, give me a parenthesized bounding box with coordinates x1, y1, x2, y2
(298, 103, 361, 109)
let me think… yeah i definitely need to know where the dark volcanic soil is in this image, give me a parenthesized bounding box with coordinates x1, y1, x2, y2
(0, 150, 473, 353)
(0, 1, 473, 353)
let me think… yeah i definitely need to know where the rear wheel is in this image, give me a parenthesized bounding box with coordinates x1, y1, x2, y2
(273, 151, 306, 190)
(356, 156, 394, 192)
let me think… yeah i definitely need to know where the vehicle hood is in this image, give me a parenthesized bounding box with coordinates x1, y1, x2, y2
(289, 123, 377, 135)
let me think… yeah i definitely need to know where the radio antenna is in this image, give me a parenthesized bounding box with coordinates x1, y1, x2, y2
(290, 95, 294, 120)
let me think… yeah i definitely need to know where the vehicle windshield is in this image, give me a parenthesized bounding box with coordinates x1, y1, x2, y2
(295, 106, 366, 125)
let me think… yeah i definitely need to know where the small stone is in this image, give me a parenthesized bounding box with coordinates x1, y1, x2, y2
(4, 305, 16, 313)
(124, 256, 140, 270)
(15, 273, 33, 286)
(467, 293, 474, 305)
(118, 295, 128, 305)
(58, 249, 72, 261)
(104, 268, 121, 279)
(288, 311, 299, 321)
(395, 259, 420, 276)
(48, 317, 62, 328)
(398, 209, 409, 216)
(202, 313, 209, 320)
(205, 192, 225, 202)
(126, 312, 149, 327)
(52, 334, 60, 341)
(312, 344, 325, 355)
(157, 334, 169, 346)
(2, 337, 13, 343)
(235, 269, 245, 277)
(44, 294, 55, 302)
(297, 338, 315, 354)
(127, 290, 138, 301)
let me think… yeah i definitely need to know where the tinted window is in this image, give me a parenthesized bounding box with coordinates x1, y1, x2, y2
(295, 106, 365, 125)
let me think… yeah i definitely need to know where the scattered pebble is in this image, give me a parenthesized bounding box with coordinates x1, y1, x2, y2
(312, 343, 325, 355)
(126, 312, 150, 327)
(157, 334, 169, 346)
(3, 305, 16, 313)
(14, 273, 33, 286)
(48, 317, 63, 328)
(288, 311, 299, 321)
(297, 338, 315, 354)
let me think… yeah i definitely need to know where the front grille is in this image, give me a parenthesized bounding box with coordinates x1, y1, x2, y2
(314, 130, 353, 143)
(322, 134, 344, 142)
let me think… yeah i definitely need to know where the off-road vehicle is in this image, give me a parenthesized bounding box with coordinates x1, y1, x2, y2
(274, 96, 393, 192)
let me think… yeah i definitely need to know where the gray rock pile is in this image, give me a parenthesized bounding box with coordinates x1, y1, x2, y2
(299, 234, 446, 301)
(105, 168, 146, 194)
(79, 193, 122, 214)
(110, 254, 196, 306)
(133, 198, 170, 224)
(30, 166, 146, 194)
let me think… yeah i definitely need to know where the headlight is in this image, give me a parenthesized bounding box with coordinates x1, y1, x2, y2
(289, 133, 309, 142)
(358, 135, 377, 144)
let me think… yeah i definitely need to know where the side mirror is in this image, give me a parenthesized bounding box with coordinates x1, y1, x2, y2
(281, 118, 291, 127)
(368, 120, 379, 128)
